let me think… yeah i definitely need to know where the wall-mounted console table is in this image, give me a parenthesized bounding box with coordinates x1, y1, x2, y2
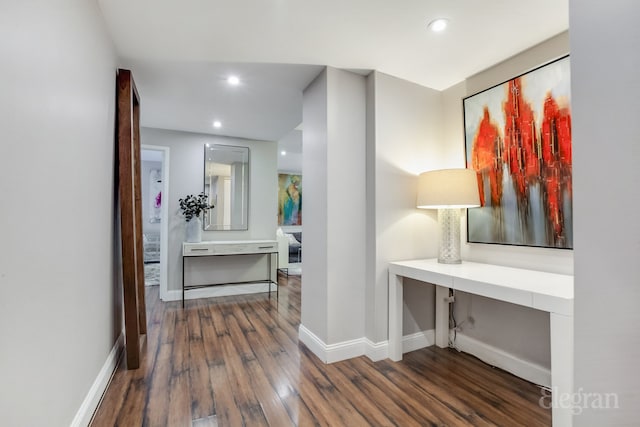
(388, 258, 574, 426)
(182, 240, 279, 307)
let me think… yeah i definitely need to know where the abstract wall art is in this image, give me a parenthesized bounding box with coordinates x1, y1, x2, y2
(278, 173, 302, 226)
(464, 56, 572, 248)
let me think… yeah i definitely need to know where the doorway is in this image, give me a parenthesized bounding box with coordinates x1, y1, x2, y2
(141, 145, 170, 300)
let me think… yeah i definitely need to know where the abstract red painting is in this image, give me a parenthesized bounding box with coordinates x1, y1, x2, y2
(464, 56, 572, 248)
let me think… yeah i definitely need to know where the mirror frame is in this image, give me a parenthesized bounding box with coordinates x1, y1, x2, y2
(203, 144, 249, 231)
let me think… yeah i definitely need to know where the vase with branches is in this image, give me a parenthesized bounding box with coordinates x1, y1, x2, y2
(178, 192, 214, 222)
(178, 192, 214, 243)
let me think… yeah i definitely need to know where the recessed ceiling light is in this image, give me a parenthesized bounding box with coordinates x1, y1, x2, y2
(213, 121, 222, 128)
(281, 150, 287, 156)
(428, 18, 448, 32)
(227, 75, 240, 86)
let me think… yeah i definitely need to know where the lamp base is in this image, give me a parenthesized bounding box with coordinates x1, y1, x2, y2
(437, 208, 462, 264)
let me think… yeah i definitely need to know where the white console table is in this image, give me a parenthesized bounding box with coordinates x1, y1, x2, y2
(388, 259, 574, 426)
(182, 240, 279, 307)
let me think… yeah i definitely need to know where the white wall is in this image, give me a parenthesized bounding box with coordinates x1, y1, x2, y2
(301, 70, 329, 341)
(441, 32, 572, 370)
(140, 128, 277, 294)
(301, 67, 367, 347)
(0, 1, 120, 425)
(571, 1, 640, 424)
(326, 67, 367, 344)
(278, 153, 303, 174)
(366, 72, 443, 343)
(277, 129, 303, 173)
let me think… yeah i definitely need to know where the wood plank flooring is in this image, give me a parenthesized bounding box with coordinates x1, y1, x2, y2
(91, 272, 550, 426)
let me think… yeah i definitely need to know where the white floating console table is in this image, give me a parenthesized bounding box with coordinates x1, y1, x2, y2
(388, 259, 574, 426)
(182, 240, 279, 307)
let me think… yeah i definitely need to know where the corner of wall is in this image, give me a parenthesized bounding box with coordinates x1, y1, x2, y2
(438, 31, 573, 379)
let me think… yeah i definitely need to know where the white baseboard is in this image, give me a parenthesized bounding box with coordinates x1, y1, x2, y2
(365, 329, 436, 361)
(298, 324, 365, 363)
(163, 282, 278, 302)
(71, 333, 124, 427)
(402, 330, 436, 354)
(454, 332, 551, 388)
(300, 326, 437, 364)
(298, 327, 549, 389)
(298, 324, 327, 361)
(364, 338, 388, 361)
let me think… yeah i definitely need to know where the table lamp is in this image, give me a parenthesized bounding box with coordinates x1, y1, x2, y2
(417, 168, 480, 264)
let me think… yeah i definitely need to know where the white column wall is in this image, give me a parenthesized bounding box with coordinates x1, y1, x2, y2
(326, 67, 367, 344)
(301, 70, 329, 342)
(571, 1, 640, 424)
(367, 72, 443, 343)
(0, 1, 120, 425)
(301, 67, 367, 349)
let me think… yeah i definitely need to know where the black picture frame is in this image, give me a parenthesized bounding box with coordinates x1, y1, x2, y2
(463, 55, 572, 249)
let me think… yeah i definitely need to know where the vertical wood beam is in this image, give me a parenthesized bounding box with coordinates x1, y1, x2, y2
(117, 68, 146, 369)
(132, 94, 147, 335)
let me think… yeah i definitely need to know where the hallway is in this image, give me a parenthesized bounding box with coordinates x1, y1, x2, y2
(91, 273, 550, 426)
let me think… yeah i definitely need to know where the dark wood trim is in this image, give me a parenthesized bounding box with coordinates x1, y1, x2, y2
(132, 93, 147, 334)
(116, 68, 146, 369)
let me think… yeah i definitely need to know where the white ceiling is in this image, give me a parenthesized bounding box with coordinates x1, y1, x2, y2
(99, 0, 569, 146)
(123, 60, 322, 142)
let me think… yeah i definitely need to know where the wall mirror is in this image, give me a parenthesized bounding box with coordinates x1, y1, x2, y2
(204, 144, 249, 230)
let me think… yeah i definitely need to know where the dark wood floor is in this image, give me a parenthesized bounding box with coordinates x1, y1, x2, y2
(91, 272, 550, 427)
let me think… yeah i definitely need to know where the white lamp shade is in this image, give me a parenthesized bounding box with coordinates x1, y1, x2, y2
(417, 168, 480, 209)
